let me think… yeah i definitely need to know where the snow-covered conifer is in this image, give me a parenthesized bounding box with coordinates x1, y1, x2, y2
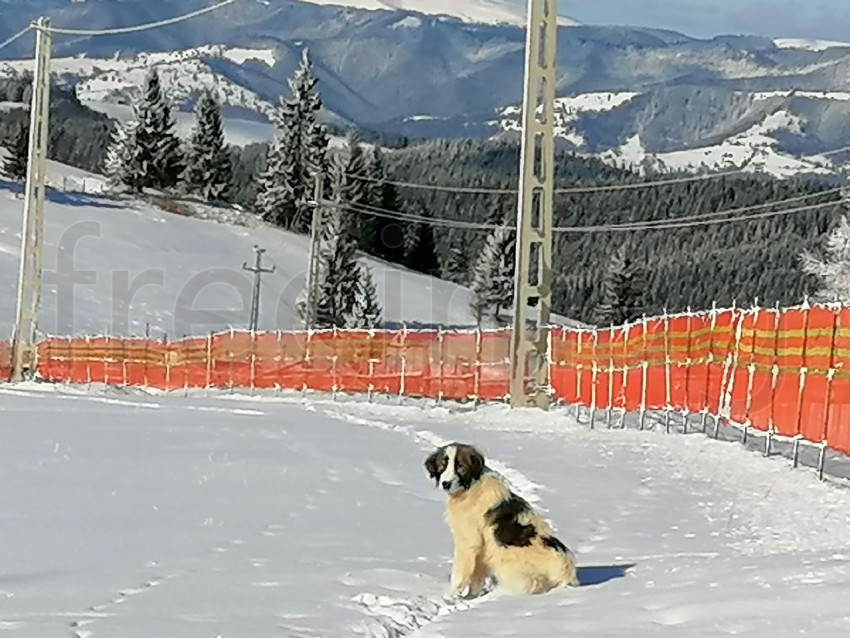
(469, 226, 516, 327)
(131, 68, 184, 192)
(2, 123, 29, 182)
(183, 90, 231, 201)
(594, 243, 646, 326)
(103, 119, 139, 192)
(298, 157, 363, 328)
(349, 264, 383, 329)
(800, 209, 850, 303)
(254, 49, 328, 232)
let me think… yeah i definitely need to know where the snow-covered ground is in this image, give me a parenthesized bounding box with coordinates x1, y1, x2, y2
(0, 175, 480, 339)
(85, 100, 275, 146)
(2, 382, 850, 636)
(598, 111, 837, 178)
(773, 38, 850, 51)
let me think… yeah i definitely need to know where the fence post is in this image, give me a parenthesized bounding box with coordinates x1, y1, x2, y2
(701, 303, 718, 433)
(793, 298, 811, 469)
(367, 329, 376, 403)
(619, 322, 630, 429)
(606, 322, 615, 429)
(682, 307, 694, 434)
(104, 333, 111, 387)
(574, 328, 583, 421)
(663, 309, 672, 433)
(163, 332, 170, 392)
(399, 323, 408, 405)
(437, 326, 445, 405)
(765, 303, 781, 456)
(274, 329, 283, 394)
(332, 325, 339, 401)
(818, 303, 841, 480)
(639, 315, 648, 431)
(590, 328, 599, 429)
(716, 301, 743, 439)
(472, 325, 482, 408)
(205, 331, 213, 393)
(302, 328, 313, 398)
(742, 301, 761, 445)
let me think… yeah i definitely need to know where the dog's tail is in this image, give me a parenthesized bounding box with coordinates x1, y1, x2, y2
(543, 536, 580, 587)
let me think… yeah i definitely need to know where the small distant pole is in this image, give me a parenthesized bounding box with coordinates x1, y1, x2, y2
(304, 173, 325, 330)
(242, 245, 275, 332)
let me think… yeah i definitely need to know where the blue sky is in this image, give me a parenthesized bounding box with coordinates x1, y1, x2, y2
(561, 0, 850, 41)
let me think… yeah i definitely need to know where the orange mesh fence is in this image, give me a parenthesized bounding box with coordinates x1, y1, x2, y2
(18, 305, 850, 460)
(33, 328, 509, 403)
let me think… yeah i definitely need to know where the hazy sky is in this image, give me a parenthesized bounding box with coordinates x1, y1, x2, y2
(563, 0, 850, 41)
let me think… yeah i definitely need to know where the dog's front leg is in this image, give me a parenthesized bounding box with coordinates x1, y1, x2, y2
(450, 534, 483, 597)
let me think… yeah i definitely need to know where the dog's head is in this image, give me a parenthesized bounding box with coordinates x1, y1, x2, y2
(424, 443, 485, 496)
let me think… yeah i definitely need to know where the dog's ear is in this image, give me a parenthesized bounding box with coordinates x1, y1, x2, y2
(456, 445, 485, 483)
(424, 448, 444, 483)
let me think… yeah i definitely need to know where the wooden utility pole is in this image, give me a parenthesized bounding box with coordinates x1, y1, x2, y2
(304, 174, 324, 330)
(10, 17, 52, 382)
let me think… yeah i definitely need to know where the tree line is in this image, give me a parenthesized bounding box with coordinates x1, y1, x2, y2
(2, 59, 846, 328)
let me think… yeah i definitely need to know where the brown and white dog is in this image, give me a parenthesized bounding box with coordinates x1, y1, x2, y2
(424, 442, 579, 597)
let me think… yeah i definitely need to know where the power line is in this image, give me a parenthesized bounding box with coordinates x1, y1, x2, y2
(331, 189, 843, 233)
(0, 26, 33, 55)
(40, 0, 239, 36)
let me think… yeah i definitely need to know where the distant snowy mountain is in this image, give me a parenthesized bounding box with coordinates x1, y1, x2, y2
(295, 0, 578, 26)
(3, 0, 850, 177)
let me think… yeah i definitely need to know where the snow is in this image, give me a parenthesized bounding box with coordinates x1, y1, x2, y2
(3, 382, 850, 636)
(0, 46, 278, 122)
(85, 100, 275, 146)
(774, 38, 850, 51)
(598, 111, 836, 178)
(496, 92, 641, 148)
(0, 179, 482, 339)
(294, 0, 578, 27)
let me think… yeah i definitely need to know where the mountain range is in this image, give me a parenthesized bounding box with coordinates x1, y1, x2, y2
(2, 0, 850, 177)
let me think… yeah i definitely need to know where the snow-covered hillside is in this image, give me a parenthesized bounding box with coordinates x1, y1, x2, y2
(295, 0, 578, 26)
(0, 163, 481, 339)
(0, 45, 278, 123)
(598, 111, 837, 178)
(494, 91, 848, 179)
(774, 38, 850, 51)
(496, 92, 641, 148)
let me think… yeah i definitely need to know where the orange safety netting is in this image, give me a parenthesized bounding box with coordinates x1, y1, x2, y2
(35, 329, 512, 402)
(17, 305, 850, 457)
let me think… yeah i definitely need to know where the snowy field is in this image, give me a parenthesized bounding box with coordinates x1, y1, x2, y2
(2, 382, 850, 636)
(0, 178, 480, 339)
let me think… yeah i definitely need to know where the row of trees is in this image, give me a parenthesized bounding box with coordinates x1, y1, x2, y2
(3, 61, 847, 328)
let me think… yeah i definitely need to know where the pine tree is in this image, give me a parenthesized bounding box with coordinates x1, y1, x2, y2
(800, 211, 850, 303)
(103, 119, 139, 192)
(341, 131, 375, 251)
(469, 226, 516, 327)
(349, 264, 383, 329)
(183, 90, 231, 201)
(368, 147, 405, 262)
(594, 243, 646, 326)
(2, 123, 29, 182)
(131, 69, 184, 192)
(254, 49, 328, 233)
(401, 202, 440, 276)
(443, 230, 471, 284)
(298, 157, 363, 328)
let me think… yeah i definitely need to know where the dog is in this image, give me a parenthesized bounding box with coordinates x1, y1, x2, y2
(424, 442, 579, 597)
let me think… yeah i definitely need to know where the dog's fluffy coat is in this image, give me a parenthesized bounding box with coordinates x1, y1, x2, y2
(425, 443, 579, 596)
